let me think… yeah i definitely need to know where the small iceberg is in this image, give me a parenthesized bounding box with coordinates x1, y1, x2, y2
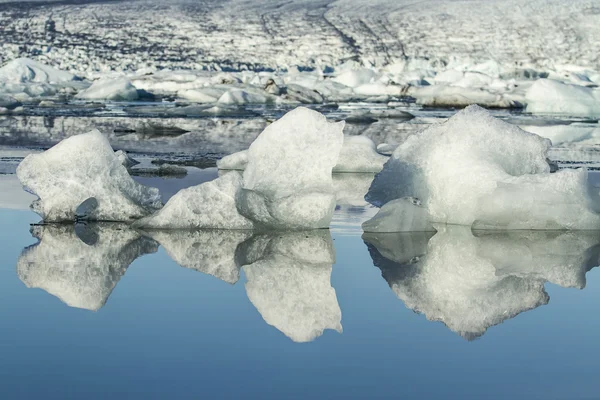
(525, 79, 600, 117)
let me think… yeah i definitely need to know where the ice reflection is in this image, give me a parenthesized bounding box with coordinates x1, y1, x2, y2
(364, 227, 600, 340)
(17, 223, 158, 311)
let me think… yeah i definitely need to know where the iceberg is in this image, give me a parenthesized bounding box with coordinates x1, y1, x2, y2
(525, 79, 600, 117)
(134, 171, 253, 230)
(75, 78, 140, 101)
(0, 58, 77, 84)
(366, 105, 600, 230)
(17, 223, 158, 311)
(17, 130, 162, 222)
(236, 107, 344, 229)
(364, 226, 600, 339)
(242, 231, 342, 343)
(333, 136, 388, 173)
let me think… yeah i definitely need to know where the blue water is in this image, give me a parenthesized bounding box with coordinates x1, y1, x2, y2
(2, 206, 600, 400)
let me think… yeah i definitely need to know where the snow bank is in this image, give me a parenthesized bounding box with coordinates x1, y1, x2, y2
(134, 171, 253, 230)
(366, 105, 600, 230)
(17, 224, 157, 311)
(237, 107, 344, 229)
(17, 130, 162, 222)
(525, 79, 600, 117)
(75, 78, 140, 101)
(365, 226, 600, 339)
(0, 58, 77, 84)
(242, 231, 342, 343)
(147, 230, 252, 284)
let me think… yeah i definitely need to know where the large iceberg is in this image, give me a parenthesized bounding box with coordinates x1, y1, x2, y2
(242, 231, 342, 343)
(364, 227, 600, 339)
(0, 58, 77, 84)
(237, 107, 344, 229)
(366, 105, 600, 230)
(17, 130, 162, 222)
(17, 223, 157, 311)
(525, 79, 600, 117)
(75, 78, 140, 101)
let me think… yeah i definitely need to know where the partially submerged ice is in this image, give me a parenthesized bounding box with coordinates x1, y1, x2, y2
(366, 105, 600, 231)
(75, 78, 140, 101)
(17, 130, 162, 222)
(139, 107, 344, 230)
(364, 226, 600, 339)
(525, 79, 600, 117)
(237, 107, 344, 229)
(17, 223, 157, 311)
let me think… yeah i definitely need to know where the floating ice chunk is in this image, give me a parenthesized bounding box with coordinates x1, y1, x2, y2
(218, 135, 384, 174)
(333, 135, 388, 173)
(284, 84, 324, 104)
(147, 230, 252, 284)
(364, 226, 600, 339)
(242, 231, 342, 343)
(178, 88, 221, 103)
(0, 58, 77, 84)
(216, 150, 248, 171)
(362, 197, 436, 233)
(408, 85, 519, 108)
(0, 94, 21, 109)
(525, 79, 600, 117)
(237, 107, 344, 229)
(17, 224, 157, 311)
(218, 88, 270, 105)
(333, 68, 378, 88)
(135, 171, 253, 229)
(376, 143, 398, 155)
(16, 130, 162, 222)
(75, 78, 140, 101)
(366, 105, 600, 230)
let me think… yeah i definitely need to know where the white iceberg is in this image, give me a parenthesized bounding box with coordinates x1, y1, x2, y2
(17, 224, 158, 311)
(218, 135, 386, 173)
(362, 197, 436, 233)
(134, 171, 253, 230)
(242, 231, 342, 343)
(366, 105, 600, 230)
(525, 79, 600, 117)
(75, 78, 140, 101)
(333, 136, 388, 173)
(364, 226, 600, 339)
(236, 107, 344, 229)
(0, 58, 77, 84)
(17, 130, 162, 222)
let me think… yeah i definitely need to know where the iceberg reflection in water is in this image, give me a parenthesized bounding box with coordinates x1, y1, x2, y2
(17, 226, 342, 343)
(364, 227, 600, 340)
(17, 223, 158, 311)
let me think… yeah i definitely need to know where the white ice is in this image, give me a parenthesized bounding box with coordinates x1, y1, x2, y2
(366, 105, 600, 230)
(525, 79, 600, 117)
(17, 130, 162, 222)
(75, 78, 140, 101)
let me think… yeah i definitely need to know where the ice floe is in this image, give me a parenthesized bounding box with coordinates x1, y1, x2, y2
(17, 130, 162, 222)
(75, 78, 140, 101)
(525, 79, 600, 117)
(366, 105, 600, 230)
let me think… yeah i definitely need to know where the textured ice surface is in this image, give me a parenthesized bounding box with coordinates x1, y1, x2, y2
(525, 79, 600, 117)
(366, 105, 600, 230)
(17, 130, 162, 222)
(242, 231, 342, 343)
(362, 197, 435, 233)
(364, 226, 600, 339)
(218, 135, 387, 173)
(135, 171, 253, 229)
(0, 58, 77, 84)
(75, 78, 139, 101)
(147, 230, 252, 284)
(333, 136, 388, 173)
(237, 107, 344, 229)
(17, 224, 157, 311)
